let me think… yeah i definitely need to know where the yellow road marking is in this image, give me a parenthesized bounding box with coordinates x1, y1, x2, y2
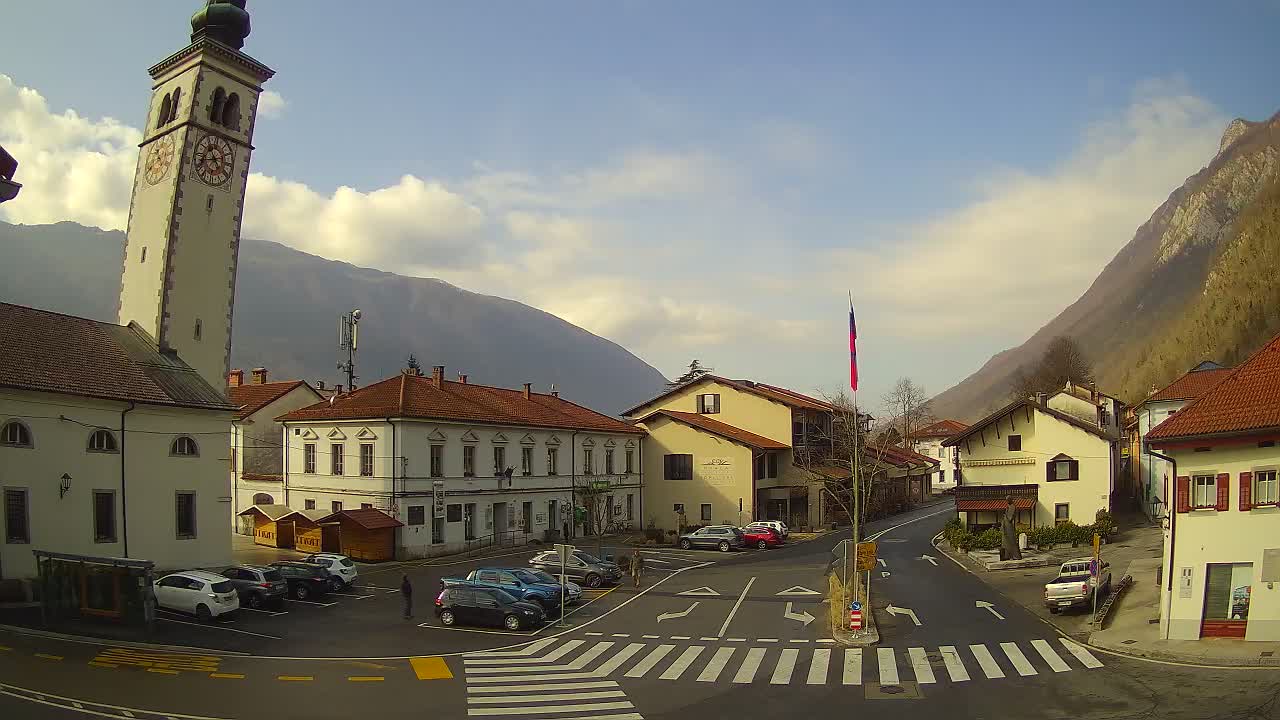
(89, 661, 118, 669)
(348, 660, 395, 670)
(35, 653, 63, 661)
(347, 676, 385, 682)
(146, 668, 179, 675)
(209, 673, 245, 679)
(409, 656, 453, 680)
(0, 645, 12, 651)
(277, 676, 314, 681)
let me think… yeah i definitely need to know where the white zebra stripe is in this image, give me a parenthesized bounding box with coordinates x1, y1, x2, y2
(1031, 639, 1070, 672)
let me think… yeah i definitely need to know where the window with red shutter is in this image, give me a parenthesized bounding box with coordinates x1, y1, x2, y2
(1215, 473, 1230, 511)
(1239, 472, 1252, 511)
(1175, 476, 1190, 513)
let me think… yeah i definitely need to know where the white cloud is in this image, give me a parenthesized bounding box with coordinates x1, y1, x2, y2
(256, 90, 286, 119)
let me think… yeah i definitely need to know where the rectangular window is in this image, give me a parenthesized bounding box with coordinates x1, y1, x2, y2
(446, 503, 462, 522)
(625, 449, 634, 474)
(664, 454, 693, 480)
(331, 500, 343, 514)
(1254, 470, 1279, 505)
(93, 490, 116, 543)
(697, 393, 720, 414)
(331, 443, 344, 475)
(1054, 503, 1070, 526)
(361, 502, 373, 509)
(5, 488, 30, 543)
(175, 492, 196, 539)
(583, 448, 594, 474)
(463, 445, 476, 477)
(408, 506, 425, 525)
(493, 446, 506, 474)
(547, 448, 559, 476)
(1008, 435, 1021, 452)
(605, 449, 614, 474)
(1192, 474, 1217, 508)
(305, 499, 316, 510)
(430, 445, 444, 477)
(626, 493, 634, 520)
(360, 443, 374, 477)
(767, 452, 778, 479)
(304, 443, 316, 474)
(521, 447, 533, 476)
(701, 503, 712, 522)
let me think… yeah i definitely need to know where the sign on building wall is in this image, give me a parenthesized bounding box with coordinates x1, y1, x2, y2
(700, 457, 735, 487)
(1179, 567, 1193, 599)
(432, 480, 445, 518)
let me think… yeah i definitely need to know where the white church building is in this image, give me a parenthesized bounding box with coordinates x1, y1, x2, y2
(1, 3, 273, 580)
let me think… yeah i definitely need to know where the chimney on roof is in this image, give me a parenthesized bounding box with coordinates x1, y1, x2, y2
(432, 366, 445, 388)
(228, 369, 244, 387)
(335, 384, 343, 394)
(550, 383, 559, 398)
(251, 367, 268, 384)
(523, 383, 532, 400)
(458, 373, 468, 384)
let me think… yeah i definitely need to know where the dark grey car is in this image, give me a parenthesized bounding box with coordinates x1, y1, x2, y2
(678, 525, 745, 552)
(220, 565, 288, 609)
(528, 550, 623, 588)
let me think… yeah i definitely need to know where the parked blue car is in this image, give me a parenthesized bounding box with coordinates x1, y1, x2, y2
(440, 567, 581, 611)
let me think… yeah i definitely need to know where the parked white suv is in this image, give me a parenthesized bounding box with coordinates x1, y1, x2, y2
(306, 553, 358, 590)
(745, 520, 789, 540)
(153, 570, 240, 621)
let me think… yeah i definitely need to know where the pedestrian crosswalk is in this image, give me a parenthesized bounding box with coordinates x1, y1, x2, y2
(461, 635, 1104, 702)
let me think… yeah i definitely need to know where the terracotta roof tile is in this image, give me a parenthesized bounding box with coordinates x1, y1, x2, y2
(0, 302, 233, 411)
(1148, 333, 1280, 441)
(636, 409, 789, 450)
(228, 380, 315, 420)
(278, 373, 643, 435)
(956, 498, 1036, 511)
(1146, 367, 1233, 403)
(622, 375, 832, 416)
(909, 419, 970, 439)
(317, 508, 404, 530)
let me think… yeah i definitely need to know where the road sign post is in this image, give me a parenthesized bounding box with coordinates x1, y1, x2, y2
(1092, 532, 1101, 617)
(849, 607, 863, 632)
(554, 543, 575, 627)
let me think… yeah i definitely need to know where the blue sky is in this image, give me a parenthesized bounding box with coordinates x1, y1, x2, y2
(3, 1, 1277, 412)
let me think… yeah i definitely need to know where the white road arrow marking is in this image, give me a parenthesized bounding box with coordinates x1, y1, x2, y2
(677, 587, 721, 597)
(975, 600, 1005, 620)
(881, 571, 891, 578)
(920, 554, 938, 566)
(657, 601, 699, 623)
(886, 604, 922, 626)
(878, 558, 886, 568)
(776, 586, 822, 596)
(783, 602, 815, 626)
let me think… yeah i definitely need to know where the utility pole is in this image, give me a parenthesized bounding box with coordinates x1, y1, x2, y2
(337, 309, 362, 390)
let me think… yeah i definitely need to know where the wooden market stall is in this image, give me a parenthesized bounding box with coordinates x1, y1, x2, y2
(315, 508, 403, 562)
(237, 504, 295, 548)
(279, 508, 328, 554)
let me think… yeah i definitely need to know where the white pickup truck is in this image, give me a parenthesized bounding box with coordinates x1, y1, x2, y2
(1044, 558, 1112, 613)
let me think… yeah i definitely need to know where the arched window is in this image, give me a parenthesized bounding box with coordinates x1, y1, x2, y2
(253, 493, 274, 505)
(167, 87, 182, 124)
(88, 429, 118, 453)
(221, 93, 241, 131)
(1, 421, 33, 448)
(157, 93, 172, 129)
(210, 87, 226, 125)
(171, 435, 199, 457)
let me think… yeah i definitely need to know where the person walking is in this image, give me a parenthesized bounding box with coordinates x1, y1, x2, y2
(400, 574, 413, 619)
(631, 549, 645, 588)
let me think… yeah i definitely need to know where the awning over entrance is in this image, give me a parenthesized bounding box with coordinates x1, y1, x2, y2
(956, 498, 1036, 511)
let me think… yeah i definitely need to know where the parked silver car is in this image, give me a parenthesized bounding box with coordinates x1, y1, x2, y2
(220, 564, 288, 609)
(529, 549, 623, 588)
(679, 525, 745, 552)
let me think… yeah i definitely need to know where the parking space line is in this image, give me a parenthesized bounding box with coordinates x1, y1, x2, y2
(285, 599, 339, 607)
(328, 592, 375, 600)
(419, 624, 537, 637)
(156, 616, 281, 640)
(240, 608, 288, 616)
(209, 673, 244, 679)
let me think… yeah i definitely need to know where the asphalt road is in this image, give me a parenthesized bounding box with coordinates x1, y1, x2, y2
(3, 501, 1278, 719)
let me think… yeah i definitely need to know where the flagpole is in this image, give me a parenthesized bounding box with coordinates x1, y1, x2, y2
(847, 290, 861, 617)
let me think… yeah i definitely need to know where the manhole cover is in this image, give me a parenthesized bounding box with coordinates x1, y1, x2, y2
(882, 685, 905, 694)
(865, 682, 922, 700)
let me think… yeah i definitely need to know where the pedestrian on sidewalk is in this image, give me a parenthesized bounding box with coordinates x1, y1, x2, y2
(400, 574, 413, 619)
(631, 548, 645, 588)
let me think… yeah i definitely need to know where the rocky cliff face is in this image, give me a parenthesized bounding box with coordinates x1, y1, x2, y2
(932, 112, 1280, 420)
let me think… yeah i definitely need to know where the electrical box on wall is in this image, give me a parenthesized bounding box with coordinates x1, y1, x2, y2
(1262, 548, 1280, 584)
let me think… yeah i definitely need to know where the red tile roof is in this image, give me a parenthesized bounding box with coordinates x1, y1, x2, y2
(228, 380, 317, 420)
(1148, 333, 1280, 441)
(956, 498, 1036, 512)
(0, 302, 234, 411)
(277, 372, 643, 435)
(635, 409, 789, 450)
(1146, 367, 1233, 403)
(318, 508, 404, 530)
(622, 375, 834, 416)
(870, 444, 940, 468)
(909, 419, 970, 439)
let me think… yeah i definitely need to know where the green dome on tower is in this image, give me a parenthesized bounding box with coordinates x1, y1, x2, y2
(190, 0, 251, 50)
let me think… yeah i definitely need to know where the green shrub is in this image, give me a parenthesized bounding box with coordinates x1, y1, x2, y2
(973, 528, 1003, 550)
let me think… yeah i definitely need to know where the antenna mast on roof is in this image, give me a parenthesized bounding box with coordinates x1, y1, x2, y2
(337, 309, 361, 391)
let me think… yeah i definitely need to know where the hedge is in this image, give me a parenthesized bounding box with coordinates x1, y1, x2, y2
(943, 511, 1117, 552)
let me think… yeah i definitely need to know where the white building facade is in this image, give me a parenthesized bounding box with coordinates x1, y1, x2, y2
(278, 367, 645, 559)
(909, 419, 969, 494)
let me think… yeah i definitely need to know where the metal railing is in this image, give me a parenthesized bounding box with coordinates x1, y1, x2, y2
(953, 484, 1039, 501)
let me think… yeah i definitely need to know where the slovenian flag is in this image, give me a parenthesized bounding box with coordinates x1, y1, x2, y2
(849, 297, 858, 392)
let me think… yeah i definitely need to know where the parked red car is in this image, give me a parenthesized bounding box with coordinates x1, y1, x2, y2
(741, 526, 783, 549)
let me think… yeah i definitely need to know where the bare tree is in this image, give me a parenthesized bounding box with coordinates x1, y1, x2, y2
(1008, 335, 1096, 401)
(880, 377, 934, 448)
(667, 359, 714, 388)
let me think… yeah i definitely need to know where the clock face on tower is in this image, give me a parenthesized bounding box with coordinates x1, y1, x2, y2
(193, 133, 235, 187)
(144, 134, 175, 185)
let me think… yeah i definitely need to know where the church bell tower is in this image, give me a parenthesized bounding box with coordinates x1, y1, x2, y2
(117, 0, 273, 392)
